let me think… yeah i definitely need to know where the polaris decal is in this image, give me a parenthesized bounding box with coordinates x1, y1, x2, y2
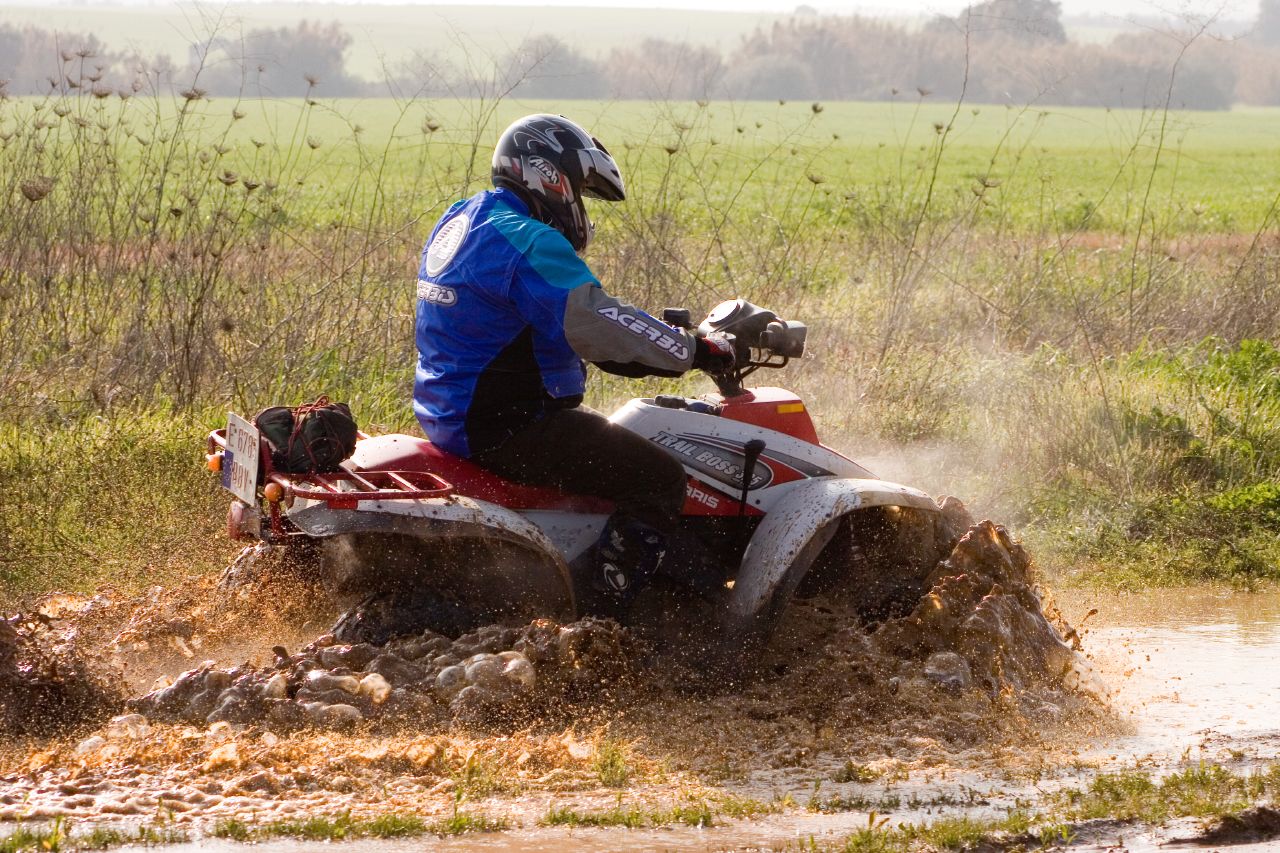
(596, 306, 690, 360)
(424, 213, 469, 276)
(685, 480, 722, 509)
(652, 431, 773, 489)
(416, 280, 458, 306)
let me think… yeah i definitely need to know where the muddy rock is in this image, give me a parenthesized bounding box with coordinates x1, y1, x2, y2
(922, 651, 972, 691)
(317, 643, 379, 670)
(365, 653, 429, 686)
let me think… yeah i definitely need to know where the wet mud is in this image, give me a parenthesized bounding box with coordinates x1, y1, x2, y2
(0, 518, 1113, 842)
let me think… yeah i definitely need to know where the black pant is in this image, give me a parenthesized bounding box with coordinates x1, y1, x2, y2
(471, 407, 686, 528)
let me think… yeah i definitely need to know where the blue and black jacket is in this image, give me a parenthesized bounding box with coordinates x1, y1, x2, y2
(413, 189, 697, 458)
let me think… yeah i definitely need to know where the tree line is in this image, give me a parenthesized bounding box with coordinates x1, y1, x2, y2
(4, 0, 1280, 108)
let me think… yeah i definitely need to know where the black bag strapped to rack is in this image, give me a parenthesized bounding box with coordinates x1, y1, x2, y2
(254, 396, 359, 474)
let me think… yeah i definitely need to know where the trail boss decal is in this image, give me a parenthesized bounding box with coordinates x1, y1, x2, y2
(596, 306, 690, 360)
(652, 431, 773, 490)
(654, 432, 835, 492)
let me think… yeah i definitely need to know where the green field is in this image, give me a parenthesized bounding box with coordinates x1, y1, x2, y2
(12, 96, 1276, 231)
(1, 93, 1278, 601)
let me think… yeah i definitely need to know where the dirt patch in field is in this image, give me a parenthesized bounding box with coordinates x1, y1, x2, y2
(0, 519, 1110, 831)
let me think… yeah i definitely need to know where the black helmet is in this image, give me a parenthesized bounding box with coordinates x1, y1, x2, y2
(491, 114, 625, 252)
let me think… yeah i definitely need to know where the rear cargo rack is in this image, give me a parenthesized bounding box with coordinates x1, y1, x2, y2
(208, 428, 453, 511)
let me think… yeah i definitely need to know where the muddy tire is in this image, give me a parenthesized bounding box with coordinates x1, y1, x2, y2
(797, 506, 956, 621)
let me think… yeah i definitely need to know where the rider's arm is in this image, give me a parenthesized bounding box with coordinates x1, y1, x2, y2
(508, 230, 697, 378)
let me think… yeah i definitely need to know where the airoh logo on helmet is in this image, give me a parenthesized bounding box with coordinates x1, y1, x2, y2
(527, 156, 560, 186)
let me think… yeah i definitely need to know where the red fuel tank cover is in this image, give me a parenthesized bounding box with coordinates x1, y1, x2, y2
(715, 387, 820, 445)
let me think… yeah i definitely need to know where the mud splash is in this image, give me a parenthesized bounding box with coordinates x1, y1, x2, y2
(0, 612, 122, 736)
(0, 519, 1108, 836)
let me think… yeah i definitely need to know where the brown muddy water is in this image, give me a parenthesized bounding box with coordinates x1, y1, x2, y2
(2, 542, 1277, 851)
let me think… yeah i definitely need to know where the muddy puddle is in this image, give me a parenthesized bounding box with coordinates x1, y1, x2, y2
(1, 526, 1277, 851)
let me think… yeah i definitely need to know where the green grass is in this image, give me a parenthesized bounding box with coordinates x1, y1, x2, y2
(210, 810, 505, 842)
(1054, 764, 1280, 823)
(593, 737, 632, 788)
(800, 810, 1040, 852)
(543, 798, 715, 829)
(0, 818, 189, 851)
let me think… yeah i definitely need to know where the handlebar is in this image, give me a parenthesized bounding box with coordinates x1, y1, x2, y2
(664, 300, 808, 397)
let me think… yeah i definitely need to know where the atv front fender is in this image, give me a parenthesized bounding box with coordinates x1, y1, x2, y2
(725, 478, 939, 645)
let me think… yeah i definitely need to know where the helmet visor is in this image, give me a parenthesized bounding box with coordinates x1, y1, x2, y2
(578, 144, 626, 202)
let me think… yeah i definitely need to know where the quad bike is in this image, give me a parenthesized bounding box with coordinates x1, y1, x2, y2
(206, 300, 960, 653)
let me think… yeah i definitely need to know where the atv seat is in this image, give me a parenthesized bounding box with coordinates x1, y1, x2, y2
(349, 434, 613, 514)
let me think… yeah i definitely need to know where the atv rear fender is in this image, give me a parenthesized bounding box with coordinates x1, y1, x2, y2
(725, 477, 939, 645)
(285, 495, 577, 618)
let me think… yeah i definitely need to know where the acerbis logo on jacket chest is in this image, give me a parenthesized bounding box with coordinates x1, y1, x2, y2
(417, 280, 458, 306)
(425, 213, 469, 276)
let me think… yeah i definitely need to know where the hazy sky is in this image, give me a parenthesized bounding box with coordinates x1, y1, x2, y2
(32, 0, 1262, 15)
(396, 0, 1260, 13)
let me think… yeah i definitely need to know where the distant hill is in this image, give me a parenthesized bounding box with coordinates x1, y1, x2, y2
(0, 3, 790, 78)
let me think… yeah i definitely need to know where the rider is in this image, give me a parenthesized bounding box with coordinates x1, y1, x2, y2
(413, 113, 735, 610)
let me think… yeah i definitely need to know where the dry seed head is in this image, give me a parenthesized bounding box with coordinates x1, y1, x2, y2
(232, 109, 245, 120)
(664, 143, 679, 155)
(60, 51, 75, 63)
(252, 138, 265, 149)
(306, 136, 322, 150)
(77, 48, 93, 59)
(19, 176, 55, 202)
(917, 87, 931, 97)
(215, 144, 231, 155)
(138, 210, 154, 223)
(180, 88, 206, 102)
(811, 102, 824, 113)
(696, 99, 708, 107)
(117, 90, 131, 101)
(304, 74, 319, 86)
(132, 78, 144, 92)
(218, 171, 238, 186)
(242, 178, 260, 191)
(169, 206, 183, 217)
(807, 174, 825, 185)
(422, 120, 440, 133)
(778, 98, 786, 105)
(736, 125, 745, 133)
(933, 122, 945, 134)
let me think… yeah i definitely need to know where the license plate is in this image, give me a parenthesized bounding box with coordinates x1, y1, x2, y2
(223, 413, 260, 506)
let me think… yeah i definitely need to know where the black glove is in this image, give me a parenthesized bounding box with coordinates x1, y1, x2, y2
(693, 333, 737, 371)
